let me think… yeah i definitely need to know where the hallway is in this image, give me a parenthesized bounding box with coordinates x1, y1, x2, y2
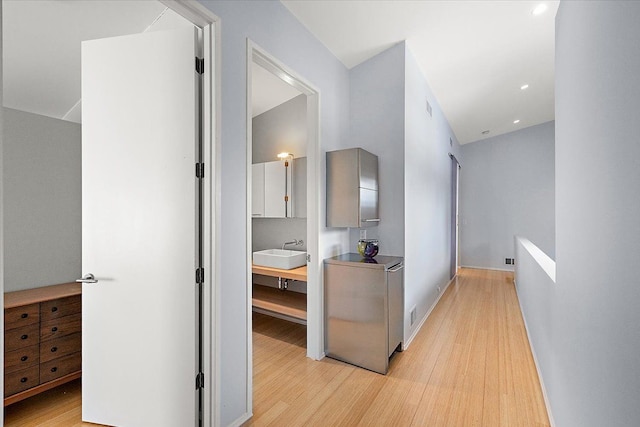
(246, 268, 549, 426)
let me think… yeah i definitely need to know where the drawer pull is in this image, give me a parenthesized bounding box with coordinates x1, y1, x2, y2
(20, 356, 28, 362)
(51, 327, 58, 332)
(21, 313, 28, 319)
(51, 367, 58, 373)
(51, 346, 58, 353)
(20, 377, 28, 383)
(21, 334, 28, 340)
(51, 307, 58, 313)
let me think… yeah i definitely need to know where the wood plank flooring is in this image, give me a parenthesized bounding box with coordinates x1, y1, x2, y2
(3, 268, 548, 426)
(245, 268, 549, 426)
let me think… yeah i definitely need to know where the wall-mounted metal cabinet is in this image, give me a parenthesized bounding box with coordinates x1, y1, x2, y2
(326, 148, 379, 228)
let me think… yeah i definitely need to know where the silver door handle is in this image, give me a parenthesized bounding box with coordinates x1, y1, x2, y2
(361, 218, 381, 223)
(76, 273, 98, 284)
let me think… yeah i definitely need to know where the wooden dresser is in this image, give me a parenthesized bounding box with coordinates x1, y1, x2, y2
(4, 282, 82, 406)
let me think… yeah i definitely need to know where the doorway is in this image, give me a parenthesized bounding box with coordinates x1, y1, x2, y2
(245, 43, 321, 413)
(1, 1, 219, 425)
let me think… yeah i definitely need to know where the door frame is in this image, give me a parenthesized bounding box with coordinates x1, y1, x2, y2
(0, 1, 220, 423)
(245, 40, 322, 415)
(159, 2, 221, 425)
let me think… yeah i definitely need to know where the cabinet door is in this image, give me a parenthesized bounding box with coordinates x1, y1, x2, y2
(264, 160, 287, 217)
(252, 163, 265, 217)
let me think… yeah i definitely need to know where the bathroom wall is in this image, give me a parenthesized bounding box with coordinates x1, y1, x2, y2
(252, 94, 306, 163)
(252, 94, 307, 251)
(2, 107, 81, 292)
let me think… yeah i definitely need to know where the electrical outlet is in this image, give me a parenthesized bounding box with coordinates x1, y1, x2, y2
(359, 229, 367, 240)
(505, 258, 512, 265)
(410, 306, 417, 326)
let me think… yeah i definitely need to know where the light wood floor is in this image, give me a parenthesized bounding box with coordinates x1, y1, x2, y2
(245, 268, 550, 426)
(4, 268, 548, 426)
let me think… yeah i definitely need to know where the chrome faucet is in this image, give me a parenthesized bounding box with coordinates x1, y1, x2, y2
(282, 239, 303, 250)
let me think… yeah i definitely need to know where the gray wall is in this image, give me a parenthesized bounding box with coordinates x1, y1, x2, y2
(201, 1, 351, 424)
(348, 42, 405, 257)
(460, 121, 555, 270)
(252, 94, 306, 163)
(1, 6, 5, 422)
(403, 44, 462, 342)
(520, 2, 640, 426)
(2, 108, 81, 292)
(347, 42, 462, 344)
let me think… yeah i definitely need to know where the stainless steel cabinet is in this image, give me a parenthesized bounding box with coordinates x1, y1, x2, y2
(324, 254, 404, 374)
(326, 148, 379, 227)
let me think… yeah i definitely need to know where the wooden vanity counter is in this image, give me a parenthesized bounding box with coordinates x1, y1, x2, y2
(251, 264, 307, 281)
(251, 264, 307, 323)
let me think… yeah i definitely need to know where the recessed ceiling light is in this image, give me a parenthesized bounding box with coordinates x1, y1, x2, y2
(532, 4, 548, 16)
(521, 84, 529, 90)
(481, 130, 490, 135)
(513, 119, 521, 124)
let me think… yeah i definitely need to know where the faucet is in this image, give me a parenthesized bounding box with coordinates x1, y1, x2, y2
(282, 239, 303, 250)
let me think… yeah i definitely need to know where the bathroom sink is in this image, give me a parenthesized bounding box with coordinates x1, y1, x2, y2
(253, 249, 307, 270)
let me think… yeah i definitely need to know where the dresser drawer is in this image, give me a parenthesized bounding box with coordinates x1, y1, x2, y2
(40, 332, 81, 363)
(40, 351, 81, 384)
(5, 344, 39, 374)
(41, 313, 81, 341)
(5, 304, 40, 330)
(5, 323, 39, 352)
(41, 295, 81, 321)
(4, 365, 39, 397)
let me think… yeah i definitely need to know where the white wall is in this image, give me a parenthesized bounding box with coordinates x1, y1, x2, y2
(523, 2, 640, 426)
(404, 44, 461, 343)
(2, 108, 81, 291)
(460, 121, 555, 270)
(199, 1, 351, 424)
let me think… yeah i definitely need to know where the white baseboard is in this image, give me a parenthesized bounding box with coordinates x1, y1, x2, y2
(227, 412, 252, 427)
(404, 275, 456, 349)
(514, 287, 556, 427)
(460, 264, 514, 272)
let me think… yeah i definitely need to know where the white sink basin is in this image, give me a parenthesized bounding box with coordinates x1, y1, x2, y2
(253, 249, 307, 270)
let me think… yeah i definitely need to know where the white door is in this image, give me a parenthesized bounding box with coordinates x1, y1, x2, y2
(81, 28, 199, 426)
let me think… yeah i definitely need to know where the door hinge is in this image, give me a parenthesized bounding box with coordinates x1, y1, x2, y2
(195, 57, 204, 75)
(196, 372, 205, 390)
(196, 267, 204, 284)
(306, 254, 311, 262)
(195, 162, 205, 178)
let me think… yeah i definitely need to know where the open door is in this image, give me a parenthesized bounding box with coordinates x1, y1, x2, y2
(81, 28, 199, 425)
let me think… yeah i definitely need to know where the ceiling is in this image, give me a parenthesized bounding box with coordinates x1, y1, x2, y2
(281, 0, 559, 144)
(252, 63, 302, 117)
(2, 1, 191, 123)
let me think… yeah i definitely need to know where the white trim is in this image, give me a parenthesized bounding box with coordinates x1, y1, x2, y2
(514, 284, 556, 427)
(460, 264, 514, 272)
(245, 39, 254, 418)
(158, 2, 221, 426)
(404, 275, 456, 349)
(227, 412, 252, 427)
(245, 39, 323, 421)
